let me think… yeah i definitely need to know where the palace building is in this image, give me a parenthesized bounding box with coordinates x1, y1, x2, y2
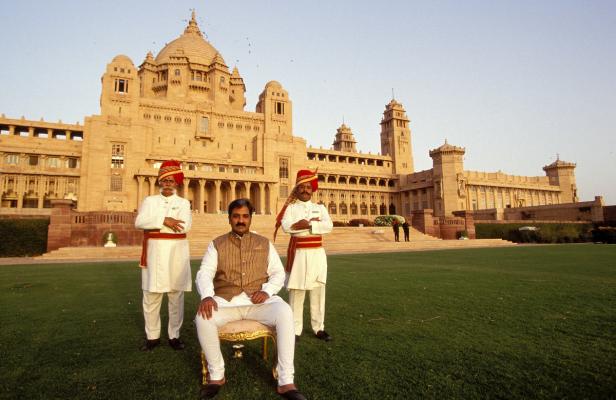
(0, 12, 580, 221)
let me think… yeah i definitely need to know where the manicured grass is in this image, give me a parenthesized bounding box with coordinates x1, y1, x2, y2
(1, 245, 615, 399)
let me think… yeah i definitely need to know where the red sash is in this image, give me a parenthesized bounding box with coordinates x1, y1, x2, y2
(285, 236, 323, 273)
(139, 231, 187, 268)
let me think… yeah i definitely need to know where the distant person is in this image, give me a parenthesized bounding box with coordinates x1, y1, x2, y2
(135, 160, 191, 351)
(195, 199, 306, 400)
(402, 221, 410, 242)
(392, 219, 400, 242)
(276, 169, 333, 342)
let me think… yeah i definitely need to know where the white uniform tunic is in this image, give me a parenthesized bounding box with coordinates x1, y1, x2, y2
(281, 200, 333, 290)
(135, 194, 192, 293)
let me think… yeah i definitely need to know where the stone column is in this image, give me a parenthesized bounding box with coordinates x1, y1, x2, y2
(148, 177, 156, 196)
(214, 180, 221, 214)
(228, 180, 236, 202)
(259, 183, 265, 214)
(180, 178, 189, 199)
(37, 178, 45, 209)
(66, 130, 72, 140)
(136, 176, 144, 209)
(9, 125, 15, 135)
(198, 179, 206, 213)
(16, 176, 25, 209)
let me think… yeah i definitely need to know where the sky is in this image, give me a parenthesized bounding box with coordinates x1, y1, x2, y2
(1, 0, 615, 203)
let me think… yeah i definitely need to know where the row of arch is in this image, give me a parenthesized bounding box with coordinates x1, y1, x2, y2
(318, 174, 396, 187)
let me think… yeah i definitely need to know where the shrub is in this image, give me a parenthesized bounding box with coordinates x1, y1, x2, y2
(374, 215, 405, 226)
(333, 221, 349, 227)
(475, 223, 592, 244)
(0, 218, 49, 257)
(592, 226, 616, 244)
(348, 219, 374, 227)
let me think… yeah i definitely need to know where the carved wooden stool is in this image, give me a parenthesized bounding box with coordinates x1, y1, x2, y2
(200, 319, 277, 384)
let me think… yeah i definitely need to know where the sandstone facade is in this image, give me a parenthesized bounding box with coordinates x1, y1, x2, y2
(0, 12, 580, 221)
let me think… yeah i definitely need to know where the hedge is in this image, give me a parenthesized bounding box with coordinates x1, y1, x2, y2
(591, 227, 616, 244)
(475, 223, 593, 243)
(0, 219, 49, 257)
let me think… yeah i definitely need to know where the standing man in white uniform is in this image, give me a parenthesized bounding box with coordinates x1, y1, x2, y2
(276, 169, 333, 342)
(195, 199, 307, 400)
(135, 160, 192, 351)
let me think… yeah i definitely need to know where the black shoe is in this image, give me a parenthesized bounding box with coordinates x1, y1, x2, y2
(140, 338, 160, 351)
(315, 330, 332, 341)
(279, 389, 307, 400)
(168, 338, 185, 350)
(200, 378, 225, 399)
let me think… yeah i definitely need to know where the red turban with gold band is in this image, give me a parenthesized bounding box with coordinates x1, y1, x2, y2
(295, 169, 318, 192)
(158, 160, 184, 186)
(273, 169, 318, 241)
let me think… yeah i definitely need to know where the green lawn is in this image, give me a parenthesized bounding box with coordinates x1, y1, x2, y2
(1, 245, 615, 399)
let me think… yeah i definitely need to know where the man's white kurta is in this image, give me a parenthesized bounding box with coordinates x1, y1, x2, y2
(281, 200, 333, 290)
(135, 194, 192, 293)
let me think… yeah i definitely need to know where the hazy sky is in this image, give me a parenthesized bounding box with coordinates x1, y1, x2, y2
(1, 0, 615, 203)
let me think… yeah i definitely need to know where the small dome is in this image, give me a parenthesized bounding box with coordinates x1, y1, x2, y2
(112, 54, 134, 65)
(265, 80, 282, 89)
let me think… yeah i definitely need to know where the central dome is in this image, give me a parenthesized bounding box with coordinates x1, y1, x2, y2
(155, 12, 223, 66)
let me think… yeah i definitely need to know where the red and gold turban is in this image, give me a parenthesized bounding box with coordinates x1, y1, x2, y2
(273, 168, 318, 241)
(157, 160, 184, 186)
(295, 169, 318, 192)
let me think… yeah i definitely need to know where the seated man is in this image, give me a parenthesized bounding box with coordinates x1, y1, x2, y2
(195, 199, 307, 400)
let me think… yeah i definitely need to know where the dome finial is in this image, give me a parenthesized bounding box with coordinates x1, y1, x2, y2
(184, 9, 202, 36)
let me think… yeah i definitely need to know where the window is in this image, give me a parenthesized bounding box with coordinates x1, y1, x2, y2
(275, 102, 284, 115)
(220, 76, 225, 84)
(111, 144, 125, 168)
(279, 158, 289, 178)
(200, 116, 209, 134)
(279, 185, 288, 198)
(47, 157, 60, 168)
(5, 154, 19, 165)
(218, 166, 226, 173)
(174, 69, 180, 76)
(188, 163, 197, 171)
(110, 176, 122, 192)
(66, 158, 79, 168)
(114, 79, 128, 93)
(29, 155, 39, 166)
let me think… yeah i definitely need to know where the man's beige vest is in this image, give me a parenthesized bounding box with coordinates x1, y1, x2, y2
(213, 232, 270, 301)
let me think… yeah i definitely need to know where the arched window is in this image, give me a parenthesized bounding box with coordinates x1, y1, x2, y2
(389, 204, 396, 214)
(350, 202, 358, 215)
(360, 203, 368, 215)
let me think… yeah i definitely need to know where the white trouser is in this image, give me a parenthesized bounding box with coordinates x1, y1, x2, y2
(195, 300, 296, 386)
(142, 290, 184, 340)
(288, 286, 326, 336)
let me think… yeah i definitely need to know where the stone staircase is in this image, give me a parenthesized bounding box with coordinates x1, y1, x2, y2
(36, 214, 515, 261)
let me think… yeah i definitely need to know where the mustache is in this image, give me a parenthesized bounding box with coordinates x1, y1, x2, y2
(235, 223, 246, 227)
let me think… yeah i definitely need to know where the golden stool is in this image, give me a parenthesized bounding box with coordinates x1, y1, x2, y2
(200, 319, 277, 384)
